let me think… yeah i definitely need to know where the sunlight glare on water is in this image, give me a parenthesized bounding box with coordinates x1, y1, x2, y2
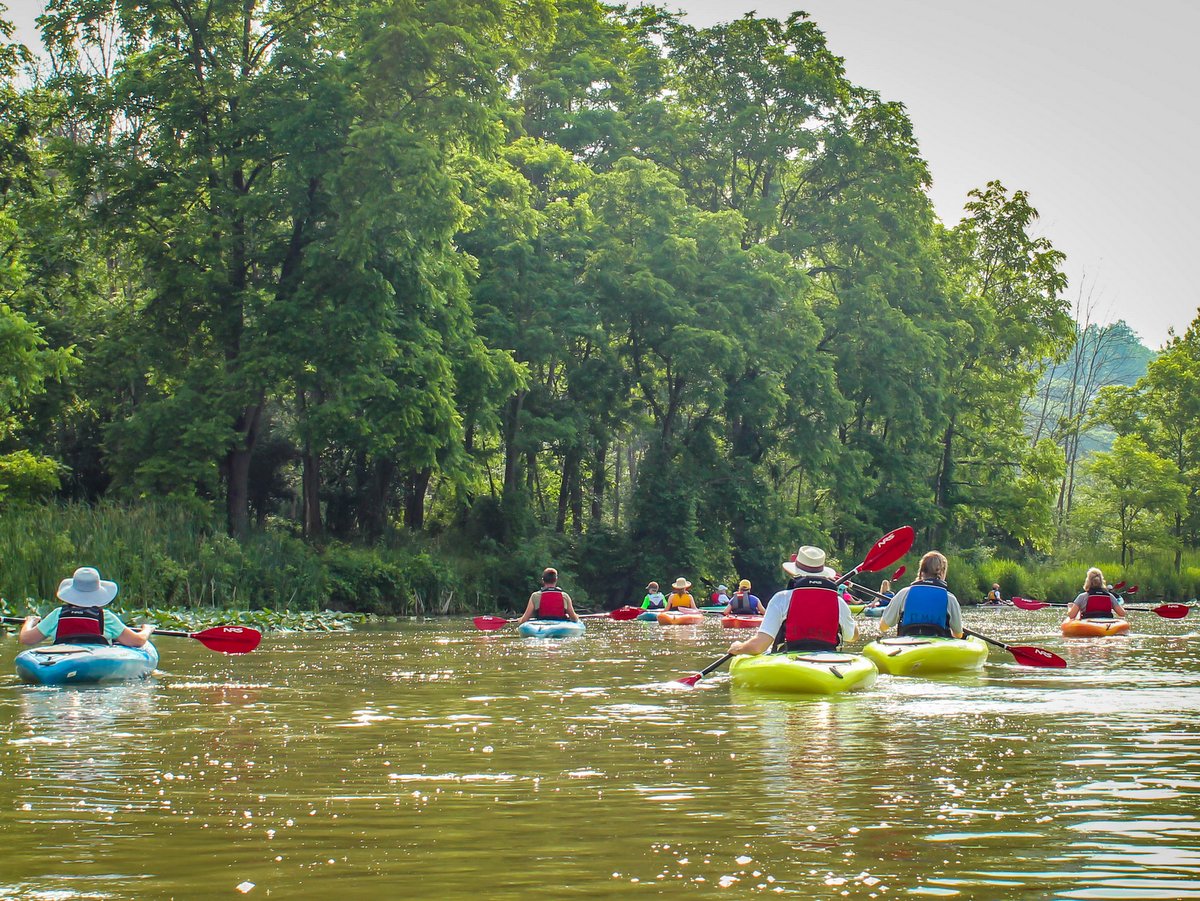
(3, 606, 1200, 897)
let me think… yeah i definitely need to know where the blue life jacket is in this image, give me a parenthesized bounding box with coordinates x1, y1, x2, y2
(899, 582, 951, 637)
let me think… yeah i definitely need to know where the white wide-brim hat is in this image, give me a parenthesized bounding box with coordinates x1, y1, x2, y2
(671, 577, 692, 590)
(782, 546, 836, 579)
(56, 566, 118, 607)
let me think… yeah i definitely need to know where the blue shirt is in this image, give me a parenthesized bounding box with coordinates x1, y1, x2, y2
(34, 606, 130, 642)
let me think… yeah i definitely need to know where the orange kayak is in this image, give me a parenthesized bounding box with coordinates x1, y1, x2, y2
(721, 615, 764, 629)
(656, 610, 704, 626)
(1061, 618, 1131, 637)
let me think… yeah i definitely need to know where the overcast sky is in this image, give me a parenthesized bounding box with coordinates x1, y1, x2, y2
(6, 0, 1197, 347)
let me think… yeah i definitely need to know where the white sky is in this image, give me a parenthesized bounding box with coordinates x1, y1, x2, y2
(6, 0, 1197, 347)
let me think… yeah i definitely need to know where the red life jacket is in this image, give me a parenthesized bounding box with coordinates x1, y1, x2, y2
(54, 604, 108, 645)
(536, 587, 567, 620)
(1081, 590, 1114, 619)
(780, 578, 841, 652)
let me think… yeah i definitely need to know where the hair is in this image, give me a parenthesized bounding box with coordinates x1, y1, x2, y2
(880, 580, 891, 593)
(542, 567, 558, 585)
(1084, 567, 1104, 591)
(918, 551, 948, 581)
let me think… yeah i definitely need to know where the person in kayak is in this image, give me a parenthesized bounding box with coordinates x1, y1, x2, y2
(666, 578, 698, 611)
(516, 568, 581, 624)
(641, 582, 667, 610)
(985, 583, 1004, 605)
(725, 579, 765, 616)
(878, 551, 963, 638)
(711, 585, 732, 606)
(866, 579, 893, 609)
(728, 546, 857, 657)
(17, 566, 154, 648)
(1065, 568, 1126, 621)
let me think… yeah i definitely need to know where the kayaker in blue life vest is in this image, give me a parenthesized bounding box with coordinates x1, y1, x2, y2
(725, 579, 764, 615)
(866, 579, 894, 609)
(516, 568, 581, 625)
(641, 582, 667, 610)
(728, 545, 858, 657)
(1064, 568, 1126, 621)
(17, 567, 154, 648)
(878, 551, 963, 638)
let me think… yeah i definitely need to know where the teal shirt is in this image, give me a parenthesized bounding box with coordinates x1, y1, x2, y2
(34, 606, 129, 642)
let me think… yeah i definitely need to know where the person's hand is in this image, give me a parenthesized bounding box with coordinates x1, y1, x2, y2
(729, 640, 746, 655)
(24, 615, 40, 627)
(140, 623, 155, 636)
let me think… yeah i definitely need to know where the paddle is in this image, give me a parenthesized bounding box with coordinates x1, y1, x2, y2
(962, 629, 1066, 668)
(892, 565, 906, 581)
(673, 525, 915, 687)
(473, 607, 639, 632)
(1011, 596, 1190, 619)
(2, 615, 262, 654)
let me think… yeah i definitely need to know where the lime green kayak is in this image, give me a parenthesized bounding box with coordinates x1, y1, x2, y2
(729, 651, 878, 695)
(862, 635, 988, 675)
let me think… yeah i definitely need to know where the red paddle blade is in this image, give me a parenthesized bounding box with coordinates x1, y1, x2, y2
(861, 526, 915, 573)
(610, 607, 641, 621)
(891, 565, 906, 581)
(1127, 586, 1139, 594)
(675, 672, 703, 687)
(1009, 645, 1067, 668)
(473, 616, 511, 632)
(1153, 604, 1190, 619)
(191, 626, 262, 654)
(1012, 597, 1050, 610)
(1112, 580, 1127, 591)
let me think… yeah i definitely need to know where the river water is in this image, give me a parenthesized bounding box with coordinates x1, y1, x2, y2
(2, 607, 1200, 898)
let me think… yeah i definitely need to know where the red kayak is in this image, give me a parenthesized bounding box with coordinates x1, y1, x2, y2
(721, 614, 764, 630)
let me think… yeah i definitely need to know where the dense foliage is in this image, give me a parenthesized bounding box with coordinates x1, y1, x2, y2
(0, 1, 1183, 610)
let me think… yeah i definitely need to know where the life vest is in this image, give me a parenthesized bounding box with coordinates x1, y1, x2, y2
(535, 587, 567, 620)
(779, 577, 841, 652)
(899, 581, 951, 637)
(667, 592, 695, 611)
(54, 604, 108, 645)
(1081, 590, 1115, 619)
(644, 592, 666, 610)
(730, 591, 758, 614)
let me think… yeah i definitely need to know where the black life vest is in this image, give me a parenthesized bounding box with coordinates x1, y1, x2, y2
(54, 604, 109, 645)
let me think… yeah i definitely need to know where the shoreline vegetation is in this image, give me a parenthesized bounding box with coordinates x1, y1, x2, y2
(3, 4, 1198, 615)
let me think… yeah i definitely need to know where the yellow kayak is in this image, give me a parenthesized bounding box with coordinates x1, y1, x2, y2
(729, 651, 878, 695)
(862, 635, 988, 675)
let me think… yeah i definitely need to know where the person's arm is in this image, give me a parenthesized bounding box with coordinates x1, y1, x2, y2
(754, 596, 765, 615)
(515, 593, 538, 625)
(947, 593, 963, 639)
(1065, 593, 1084, 621)
(641, 595, 651, 609)
(731, 592, 785, 655)
(18, 615, 48, 645)
(837, 598, 858, 644)
(878, 588, 906, 632)
(730, 631, 774, 656)
(117, 624, 155, 648)
(563, 593, 580, 622)
(1112, 599, 1127, 617)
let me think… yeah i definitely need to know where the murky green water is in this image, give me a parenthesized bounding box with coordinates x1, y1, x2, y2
(3, 607, 1200, 898)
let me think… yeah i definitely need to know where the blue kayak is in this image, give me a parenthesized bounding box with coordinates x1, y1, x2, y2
(517, 620, 586, 639)
(636, 610, 661, 622)
(15, 642, 160, 686)
(864, 606, 886, 618)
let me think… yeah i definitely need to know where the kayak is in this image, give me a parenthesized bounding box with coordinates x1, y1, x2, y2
(849, 604, 866, 615)
(862, 635, 988, 676)
(1061, 618, 1131, 637)
(721, 615, 764, 629)
(15, 642, 159, 686)
(656, 611, 704, 626)
(863, 606, 886, 618)
(699, 606, 727, 613)
(517, 619, 586, 638)
(636, 610, 662, 622)
(730, 651, 878, 695)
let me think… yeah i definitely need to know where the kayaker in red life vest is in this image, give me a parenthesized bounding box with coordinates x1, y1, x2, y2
(516, 568, 581, 624)
(17, 567, 154, 648)
(728, 546, 857, 657)
(878, 551, 963, 638)
(1064, 568, 1126, 621)
(724, 579, 765, 616)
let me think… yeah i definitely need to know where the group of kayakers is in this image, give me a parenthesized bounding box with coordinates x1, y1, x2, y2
(639, 577, 765, 616)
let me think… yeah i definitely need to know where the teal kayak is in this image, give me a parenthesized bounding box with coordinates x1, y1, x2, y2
(636, 610, 661, 622)
(15, 642, 160, 686)
(517, 620, 586, 638)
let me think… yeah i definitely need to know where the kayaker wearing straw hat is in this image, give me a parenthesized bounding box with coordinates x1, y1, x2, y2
(18, 567, 154, 648)
(729, 546, 857, 657)
(665, 577, 699, 611)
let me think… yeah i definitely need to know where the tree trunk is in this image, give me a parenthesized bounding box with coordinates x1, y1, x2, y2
(404, 467, 432, 530)
(302, 445, 322, 540)
(932, 414, 957, 546)
(225, 397, 265, 538)
(357, 457, 395, 541)
(591, 439, 607, 528)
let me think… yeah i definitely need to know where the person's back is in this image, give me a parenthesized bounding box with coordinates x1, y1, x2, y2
(667, 578, 696, 610)
(879, 551, 962, 639)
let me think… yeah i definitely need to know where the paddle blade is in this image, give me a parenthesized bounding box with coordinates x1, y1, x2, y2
(1008, 645, 1067, 668)
(610, 606, 641, 621)
(891, 565, 906, 581)
(1012, 597, 1050, 610)
(674, 672, 704, 687)
(473, 616, 511, 632)
(1153, 604, 1190, 619)
(861, 526, 915, 573)
(1112, 580, 1127, 591)
(191, 626, 262, 654)
(1127, 586, 1139, 594)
